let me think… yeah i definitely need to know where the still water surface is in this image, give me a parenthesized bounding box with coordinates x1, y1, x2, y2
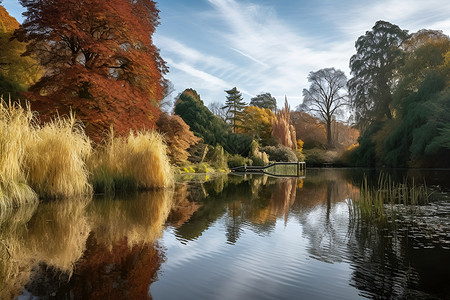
(1, 169, 449, 299)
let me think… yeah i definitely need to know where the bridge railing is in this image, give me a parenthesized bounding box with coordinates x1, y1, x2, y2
(230, 162, 306, 177)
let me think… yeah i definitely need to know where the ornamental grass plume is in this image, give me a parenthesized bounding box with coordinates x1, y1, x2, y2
(0, 100, 38, 209)
(24, 112, 93, 199)
(89, 128, 174, 193)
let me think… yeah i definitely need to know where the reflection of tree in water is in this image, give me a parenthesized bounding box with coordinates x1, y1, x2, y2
(1, 190, 174, 299)
(0, 198, 90, 299)
(174, 175, 299, 244)
(167, 183, 202, 228)
(295, 169, 359, 263)
(346, 221, 421, 299)
(346, 213, 450, 299)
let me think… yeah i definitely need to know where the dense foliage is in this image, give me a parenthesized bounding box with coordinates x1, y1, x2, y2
(250, 92, 277, 111)
(174, 89, 251, 156)
(15, 0, 167, 141)
(348, 21, 409, 128)
(0, 6, 40, 100)
(348, 25, 450, 168)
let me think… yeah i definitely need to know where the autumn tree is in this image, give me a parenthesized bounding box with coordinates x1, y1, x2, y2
(15, 0, 167, 141)
(348, 21, 409, 128)
(302, 67, 348, 148)
(240, 105, 274, 140)
(393, 29, 450, 108)
(291, 111, 326, 148)
(222, 87, 246, 133)
(0, 5, 41, 100)
(157, 112, 200, 165)
(250, 92, 277, 111)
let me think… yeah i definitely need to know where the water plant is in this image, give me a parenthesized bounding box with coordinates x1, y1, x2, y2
(350, 173, 429, 222)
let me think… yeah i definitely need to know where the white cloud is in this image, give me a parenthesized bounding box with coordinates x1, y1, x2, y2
(156, 0, 450, 108)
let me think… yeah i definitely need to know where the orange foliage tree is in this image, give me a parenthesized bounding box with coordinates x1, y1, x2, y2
(291, 111, 327, 148)
(272, 98, 297, 150)
(157, 112, 200, 164)
(15, 0, 167, 141)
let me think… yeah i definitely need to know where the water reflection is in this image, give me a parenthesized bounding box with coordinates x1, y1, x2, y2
(160, 169, 449, 299)
(1, 170, 449, 299)
(0, 189, 175, 299)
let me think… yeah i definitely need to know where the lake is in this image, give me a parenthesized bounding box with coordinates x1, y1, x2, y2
(1, 169, 449, 299)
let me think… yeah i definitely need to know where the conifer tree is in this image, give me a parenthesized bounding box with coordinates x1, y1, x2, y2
(222, 87, 246, 133)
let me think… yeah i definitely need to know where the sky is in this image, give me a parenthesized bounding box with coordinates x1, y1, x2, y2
(2, 0, 450, 109)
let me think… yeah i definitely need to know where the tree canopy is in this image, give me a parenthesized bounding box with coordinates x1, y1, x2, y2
(250, 92, 277, 111)
(0, 5, 41, 100)
(302, 67, 348, 148)
(15, 0, 167, 141)
(349, 25, 450, 168)
(174, 89, 251, 155)
(348, 20, 409, 128)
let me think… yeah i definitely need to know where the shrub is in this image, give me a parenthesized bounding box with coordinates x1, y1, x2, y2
(157, 112, 200, 165)
(261, 145, 298, 162)
(227, 154, 251, 168)
(249, 140, 269, 166)
(205, 144, 228, 170)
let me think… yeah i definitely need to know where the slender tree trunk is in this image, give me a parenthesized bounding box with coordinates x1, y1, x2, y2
(326, 119, 333, 148)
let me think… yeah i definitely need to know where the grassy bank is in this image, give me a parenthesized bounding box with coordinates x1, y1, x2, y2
(0, 100, 174, 208)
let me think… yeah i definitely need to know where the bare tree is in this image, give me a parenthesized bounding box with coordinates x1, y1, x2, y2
(302, 68, 348, 148)
(208, 101, 227, 120)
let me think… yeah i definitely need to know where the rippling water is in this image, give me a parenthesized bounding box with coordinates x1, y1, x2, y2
(1, 169, 449, 299)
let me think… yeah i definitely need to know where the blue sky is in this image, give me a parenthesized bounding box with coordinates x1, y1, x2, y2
(3, 0, 450, 108)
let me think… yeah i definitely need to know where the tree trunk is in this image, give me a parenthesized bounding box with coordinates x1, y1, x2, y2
(326, 119, 333, 148)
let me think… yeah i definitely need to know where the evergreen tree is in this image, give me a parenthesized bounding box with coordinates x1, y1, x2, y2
(250, 92, 277, 111)
(222, 87, 246, 133)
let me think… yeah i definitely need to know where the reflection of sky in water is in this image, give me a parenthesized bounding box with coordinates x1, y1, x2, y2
(154, 212, 362, 300)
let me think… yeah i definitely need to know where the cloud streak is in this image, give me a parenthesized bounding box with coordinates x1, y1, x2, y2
(154, 0, 450, 108)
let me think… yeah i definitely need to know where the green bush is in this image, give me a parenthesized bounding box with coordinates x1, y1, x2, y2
(261, 145, 297, 162)
(227, 154, 251, 168)
(205, 144, 228, 169)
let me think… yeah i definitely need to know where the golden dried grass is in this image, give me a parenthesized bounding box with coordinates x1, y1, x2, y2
(24, 112, 93, 198)
(89, 128, 174, 192)
(0, 100, 38, 209)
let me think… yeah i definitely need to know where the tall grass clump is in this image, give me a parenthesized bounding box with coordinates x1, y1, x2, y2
(351, 173, 429, 222)
(0, 100, 38, 208)
(24, 113, 93, 199)
(89, 129, 174, 193)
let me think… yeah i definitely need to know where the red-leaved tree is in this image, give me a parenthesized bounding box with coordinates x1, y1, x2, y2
(15, 0, 167, 141)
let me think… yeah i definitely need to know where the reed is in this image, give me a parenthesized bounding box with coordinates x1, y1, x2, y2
(351, 173, 429, 222)
(24, 112, 93, 199)
(89, 128, 174, 193)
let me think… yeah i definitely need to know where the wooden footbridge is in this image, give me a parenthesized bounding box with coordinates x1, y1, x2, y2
(230, 162, 306, 177)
